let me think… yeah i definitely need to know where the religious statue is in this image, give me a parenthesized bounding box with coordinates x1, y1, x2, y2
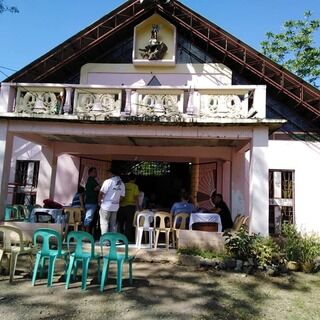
(139, 24, 168, 60)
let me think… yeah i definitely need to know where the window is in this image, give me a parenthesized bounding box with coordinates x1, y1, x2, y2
(269, 170, 295, 234)
(14, 160, 40, 205)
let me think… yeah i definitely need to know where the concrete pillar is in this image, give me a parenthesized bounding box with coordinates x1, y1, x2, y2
(36, 145, 57, 205)
(222, 160, 231, 208)
(191, 158, 199, 206)
(231, 150, 246, 219)
(0, 83, 16, 112)
(54, 154, 80, 206)
(0, 120, 13, 220)
(249, 127, 269, 235)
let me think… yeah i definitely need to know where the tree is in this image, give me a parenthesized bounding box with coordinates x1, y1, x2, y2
(0, 0, 18, 13)
(261, 11, 320, 88)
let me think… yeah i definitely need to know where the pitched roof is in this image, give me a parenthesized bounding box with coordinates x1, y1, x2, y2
(4, 0, 320, 125)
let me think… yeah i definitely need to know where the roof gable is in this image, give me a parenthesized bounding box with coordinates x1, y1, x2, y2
(4, 0, 320, 126)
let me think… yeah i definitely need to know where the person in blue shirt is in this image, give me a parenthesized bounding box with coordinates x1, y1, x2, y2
(170, 191, 196, 216)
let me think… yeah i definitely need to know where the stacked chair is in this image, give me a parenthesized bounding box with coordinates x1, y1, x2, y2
(135, 211, 154, 249)
(154, 211, 173, 250)
(100, 233, 133, 292)
(32, 228, 68, 287)
(172, 213, 189, 248)
(0, 225, 32, 282)
(65, 231, 100, 290)
(28, 227, 133, 292)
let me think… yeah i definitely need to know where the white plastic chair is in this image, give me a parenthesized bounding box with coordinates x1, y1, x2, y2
(136, 211, 154, 249)
(0, 225, 32, 282)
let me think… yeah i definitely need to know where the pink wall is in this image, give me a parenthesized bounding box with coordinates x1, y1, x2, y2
(53, 154, 80, 206)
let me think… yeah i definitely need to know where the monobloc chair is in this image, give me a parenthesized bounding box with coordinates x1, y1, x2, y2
(154, 211, 173, 250)
(65, 231, 100, 290)
(136, 211, 154, 249)
(64, 207, 83, 232)
(13, 205, 26, 220)
(172, 213, 189, 248)
(4, 206, 19, 221)
(0, 226, 32, 282)
(32, 228, 68, 287)
(100, 233, 133, 292)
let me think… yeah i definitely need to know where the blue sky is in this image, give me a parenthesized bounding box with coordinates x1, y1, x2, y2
(0, 0, 319, 81)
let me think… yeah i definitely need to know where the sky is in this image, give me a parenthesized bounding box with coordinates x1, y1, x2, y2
(0, 0, 319, 81)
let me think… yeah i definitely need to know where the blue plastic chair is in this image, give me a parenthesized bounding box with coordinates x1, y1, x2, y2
(65, 231, 100, 290)
(99, 233, 134, 292)
(32, 228, 68, 287)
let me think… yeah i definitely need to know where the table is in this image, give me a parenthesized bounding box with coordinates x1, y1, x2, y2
(189, 213, 222, 232)
(29, 208, 66, 224)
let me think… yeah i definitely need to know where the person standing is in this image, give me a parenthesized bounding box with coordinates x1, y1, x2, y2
(84, 167, 100, 233)
(117, 174, 140, 242)
(98, 167, 125, 235)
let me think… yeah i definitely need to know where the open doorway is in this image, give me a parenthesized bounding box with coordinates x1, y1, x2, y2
(113, 160, 192, 210)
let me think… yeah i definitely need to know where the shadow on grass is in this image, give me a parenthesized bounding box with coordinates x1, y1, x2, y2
(1, 260, 319, 320)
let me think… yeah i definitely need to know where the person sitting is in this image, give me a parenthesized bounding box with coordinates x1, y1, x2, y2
(170, 191, 196, 216)
(212, 193, 233, 231)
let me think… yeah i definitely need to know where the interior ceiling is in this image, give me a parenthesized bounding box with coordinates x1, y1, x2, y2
(41, 134, 247, 148)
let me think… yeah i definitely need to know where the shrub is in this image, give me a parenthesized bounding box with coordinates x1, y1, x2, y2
(281, 223, 302, 262)
(281, 223, 320, 264)
(224, 226, 255, 261)
(252, 236, 280, 270)
(300, 234, 320, 264)
(224, 226, 280, 270)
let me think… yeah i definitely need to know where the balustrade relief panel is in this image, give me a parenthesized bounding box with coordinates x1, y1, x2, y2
(15, 88, 64, 115)
(135, 90, 184, 120)
(199, 93, 250, 119)
(74, 89, 122, 119)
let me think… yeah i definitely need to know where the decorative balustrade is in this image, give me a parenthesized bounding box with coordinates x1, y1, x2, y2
(15, 87, 64, 115)
(0, 83, 266, 121)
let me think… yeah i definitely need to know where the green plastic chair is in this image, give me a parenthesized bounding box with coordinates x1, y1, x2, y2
(65, 231, 101, 290)
(32, 228, 68, 287)
(4, 206, 19, 221)
(99, 232, 134, 293)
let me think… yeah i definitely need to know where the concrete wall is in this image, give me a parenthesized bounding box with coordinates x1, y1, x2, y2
(268, 140, 320, 233)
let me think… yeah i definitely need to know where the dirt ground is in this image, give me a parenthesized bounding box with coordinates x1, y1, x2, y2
(1, 258, 320, 320)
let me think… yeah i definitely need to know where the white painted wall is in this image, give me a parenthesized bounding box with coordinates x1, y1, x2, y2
(268, 140, 320, 233)
(80, 63, 232, 86)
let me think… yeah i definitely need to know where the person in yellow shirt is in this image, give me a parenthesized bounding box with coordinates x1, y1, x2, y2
(117, 174, 140, 242)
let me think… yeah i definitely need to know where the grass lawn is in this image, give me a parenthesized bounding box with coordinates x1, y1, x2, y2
(1, 262, 320, 320)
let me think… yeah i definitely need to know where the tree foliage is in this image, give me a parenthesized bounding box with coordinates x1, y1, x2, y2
(261, 11, 320, 88)
(0, 0, 18, 13)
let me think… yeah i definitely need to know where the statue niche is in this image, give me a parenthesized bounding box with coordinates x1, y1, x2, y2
(139, 24, 168, 60)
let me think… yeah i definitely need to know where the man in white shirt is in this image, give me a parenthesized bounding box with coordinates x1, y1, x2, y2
(98, 167, 125, 235)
